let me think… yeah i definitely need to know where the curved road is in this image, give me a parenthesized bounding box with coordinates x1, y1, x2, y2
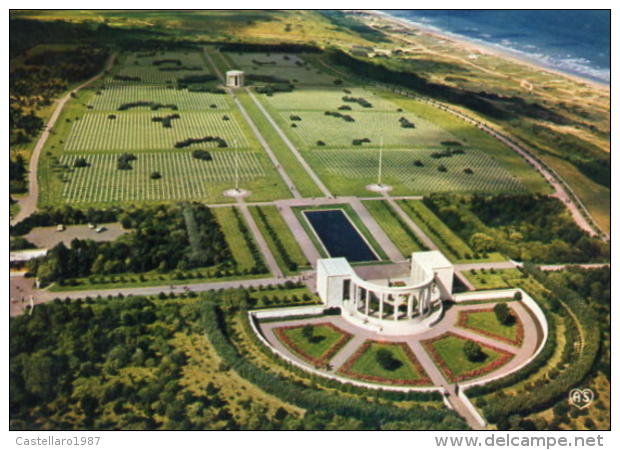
(314, 57, 606, 240)
(11, 53, 117, 226)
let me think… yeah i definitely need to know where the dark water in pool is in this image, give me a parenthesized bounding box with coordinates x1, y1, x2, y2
(303, 209, 378, 262)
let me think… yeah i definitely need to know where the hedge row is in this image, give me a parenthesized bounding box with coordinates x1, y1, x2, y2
(201, 302, 467, 429)
(480, 265, 600, 423)
(231, 206, 268, 274)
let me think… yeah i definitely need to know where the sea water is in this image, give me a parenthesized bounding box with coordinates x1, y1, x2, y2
(385, 10, 610, 84)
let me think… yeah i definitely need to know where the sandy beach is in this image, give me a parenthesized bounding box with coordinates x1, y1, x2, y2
(363, 10, 609, 92)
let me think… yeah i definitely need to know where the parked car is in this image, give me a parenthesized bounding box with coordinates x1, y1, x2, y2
(88, 223, 96, 229)
(95, 226, 106, 233)
(56, 224, 65, 232)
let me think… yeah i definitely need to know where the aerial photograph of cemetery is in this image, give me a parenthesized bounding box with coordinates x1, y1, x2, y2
(9, 9, 610, 433)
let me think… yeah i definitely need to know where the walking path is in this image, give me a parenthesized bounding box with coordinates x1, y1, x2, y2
(277, 204, 322, 265)
(244, 88, 333, 198)
(11, 52, 117, 225)
(11, 275, 298, 316)
(203, 49, 301, 199)
(235, 198, 283, 278)
(382, 193, 439, 251)
(259, 297, 541, 430)
(348, 197, 405, 262)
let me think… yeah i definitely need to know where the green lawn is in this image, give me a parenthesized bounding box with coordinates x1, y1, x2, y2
(426, 334, 505, 380)
(461, 310, 519, 342)
(397, 199, 505, 263)
(279, 323, 347, 361)
(362, 200, 425, 256)
(212, 206, 258, 271)
(37, 49, 292, 207)
(249, 205, 309, 275)
(378, 91, 551, 194)
(345, 342, 428, 383)
(463, 268, 523, 290)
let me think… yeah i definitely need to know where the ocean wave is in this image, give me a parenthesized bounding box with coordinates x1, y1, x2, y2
(384, 12, 609, 84)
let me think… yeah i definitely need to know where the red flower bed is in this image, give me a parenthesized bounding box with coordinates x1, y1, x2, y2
(273, 322, 353, 368)
(421, 331, 515, 383)
(337, 340, 433, 386)
(457, 307, 524, 347)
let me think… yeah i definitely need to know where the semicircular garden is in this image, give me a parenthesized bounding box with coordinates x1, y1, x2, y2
(257, 295, 544, 391)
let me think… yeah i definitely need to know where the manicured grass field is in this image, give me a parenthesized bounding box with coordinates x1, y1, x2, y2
(344, 342, 429, 383)
(265, 86, 402, 112)
(226, 52, 338, 85)
(463, 268, 523, 290)
(58, 151, 266, 203)
(212, 207, 258, 272)
(397, 199, 506, 263)
(107, 51, 212, 85)
(378, 91, 551, 194)
(461, 309, 519, 342)
(90, 85, 230, 111)
(425, 334, 506, 381)
(362, 200, 425, 256)
(281, 110, 457, 149)
(249, 205, 309, 275)
(309, 148, 524, 195)
(279, 323, 347, 361)
(64, 111, 247, 151)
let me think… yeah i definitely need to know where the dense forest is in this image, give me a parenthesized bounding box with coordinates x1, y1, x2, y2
(26, 203, 234, 286)
(423, 194, 609, 263)
(10, 288, 464, 430)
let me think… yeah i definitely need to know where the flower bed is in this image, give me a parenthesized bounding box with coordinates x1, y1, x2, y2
(273, 322, 353, 368)
(422, 332, 514, 383)
(457, 307, 524, 347)
(337, 340, 433, 386)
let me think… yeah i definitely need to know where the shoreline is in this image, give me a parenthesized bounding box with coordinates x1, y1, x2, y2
(365, 10, 609, 92)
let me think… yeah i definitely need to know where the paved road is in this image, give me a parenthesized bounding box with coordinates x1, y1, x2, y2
(11, 275, 300, 316)
(202, 49, 301, 199)
(235, 198, 284, 278)
(11, 53, 117, 226)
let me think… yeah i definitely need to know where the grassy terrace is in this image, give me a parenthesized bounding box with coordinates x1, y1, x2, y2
(424, 333, 509, 382)
(459, 309, 520, 343)
(212, 206, 262, 272)
(249, 204, 309, 275)
(339, 341, 432, 385)
(462, 268, 524, 290)
(291, 203, 389, 261)
(275, 323, 349, 363)
(362, 200, 426, 256)
(397, 199, 505, 263)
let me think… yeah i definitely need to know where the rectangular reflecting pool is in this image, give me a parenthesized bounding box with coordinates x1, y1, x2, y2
(303, 209, 378, 262)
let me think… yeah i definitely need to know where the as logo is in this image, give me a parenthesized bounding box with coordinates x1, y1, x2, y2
(568, 388, 594, 410)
